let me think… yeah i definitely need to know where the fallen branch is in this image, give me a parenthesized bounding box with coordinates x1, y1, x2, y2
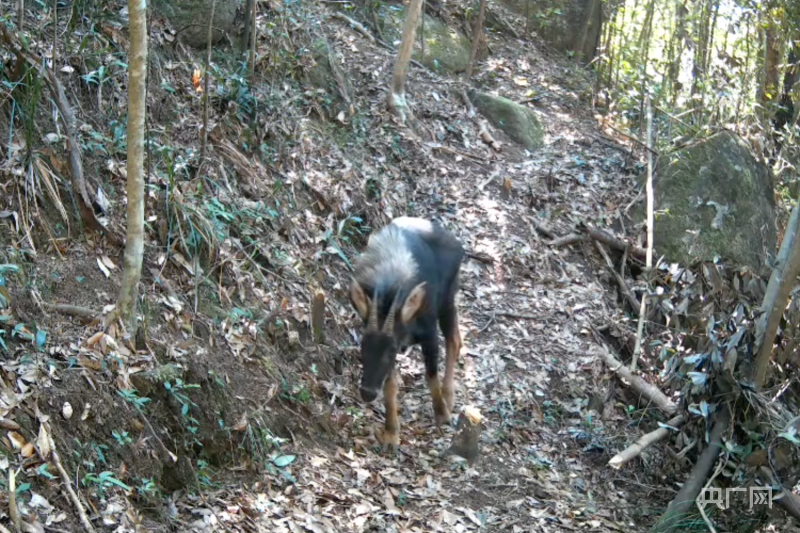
(0, 25, 119, 245)
(648, 409, 729, 533)
(9, 469, 22, 532)
(497, 312, 545, 320)
(46, 425, 97, 532)
(466, 251, 493, 264)
(774, 484, 800, 521)
(331, 12, 376, 44)
(598, 347, 678, 415)
(605, 123, 659, 156)
(532, 221, 555, 240)
(585, 225, 647, 260)
(332, 11, 426, 70)
(608, 414, 685, 469)
(595, 242, 641, 314)
(550, 233, 582, 247)
(42, 303, 99, 321)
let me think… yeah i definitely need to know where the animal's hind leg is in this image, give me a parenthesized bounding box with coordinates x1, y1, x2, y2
(439, 303, 462, 414)
(421, 338, 450, 426)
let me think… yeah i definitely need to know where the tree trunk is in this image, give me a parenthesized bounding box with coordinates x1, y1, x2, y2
(464, 0, 487, 81)
(753, 195, 800, 388)
(690, 0, 712, 121)
(242, 0, 253, 54)
(199, 0, 216, 164)
(771, 42, 799, 158)
(118, 0, 148, 336)
(758, 14, 783, 124)
(387, 0, 425, 123)
(575, 0, 602, 65)
(667, 0, 688, 110)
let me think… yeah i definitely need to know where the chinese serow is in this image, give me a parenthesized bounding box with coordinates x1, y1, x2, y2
(349, 216, 465, 449)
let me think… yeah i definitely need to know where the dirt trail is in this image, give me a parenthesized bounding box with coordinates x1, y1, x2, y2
(0, 4, 664, 532)
(222, 19, 656, 531)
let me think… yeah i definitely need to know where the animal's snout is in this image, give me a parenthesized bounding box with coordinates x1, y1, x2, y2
(360, 386, 379, 402)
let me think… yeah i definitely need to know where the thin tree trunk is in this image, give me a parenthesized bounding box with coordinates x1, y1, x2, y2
(419, 0, 425, 65)
(199, 0, 217, 163)
(637, 0, 655, 134)
(464, 0, 487, 81)
(753, 195, 800, 388)
(690, 0, 711, 122)
(249, 0, 257, 75)
(575, 0, 601, 64)
(118, 0, 148, 335)
(242, 0, 253, 53)
(387, 0, 425, 123)
(17, 0, 24, 30)
(758, 14, 782, 124)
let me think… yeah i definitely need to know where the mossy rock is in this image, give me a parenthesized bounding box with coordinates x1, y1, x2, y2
(635, 131, 776, 273)
(468, 89, 544, 150)
(379, 4, 471, 73)
(151, 0, 240, 48)
(497, 0, 601, 63)
(302, 38, 353, 106)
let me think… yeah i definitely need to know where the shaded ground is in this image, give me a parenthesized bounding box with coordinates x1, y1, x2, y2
(5, 1, 794, 533)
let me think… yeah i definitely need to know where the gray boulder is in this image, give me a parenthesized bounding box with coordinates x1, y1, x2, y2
(152, 0, 241, 48)
(644, 131, 776, 273)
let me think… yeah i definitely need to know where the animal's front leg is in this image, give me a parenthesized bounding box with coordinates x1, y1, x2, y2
(382, 369, 401, 450)
(421, 338, 450, 426)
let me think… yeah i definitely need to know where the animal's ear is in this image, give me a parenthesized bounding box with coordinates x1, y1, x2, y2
(350, 279, 370, 319)
(400, 282, 427, 323)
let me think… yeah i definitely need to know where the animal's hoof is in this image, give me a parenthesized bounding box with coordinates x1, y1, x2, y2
(443, 386, 455, 413)
(435, 407, 452, 427)
(381, 429, 400, 452)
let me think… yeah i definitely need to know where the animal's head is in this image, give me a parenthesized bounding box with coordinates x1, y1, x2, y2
(349, 279, 427, 402)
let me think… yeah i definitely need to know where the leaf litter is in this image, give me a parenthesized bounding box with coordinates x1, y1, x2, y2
(0, 0, 772, 531)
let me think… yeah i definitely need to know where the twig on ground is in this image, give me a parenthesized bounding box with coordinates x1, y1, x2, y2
(332, 12, 376, 43)
(42, 303, 99, 321)
(0, 26, 120, 245)
(9, 469, 22, 532)
(532, 221, 555, 240)
(584, 225, 647, 260)
(551, 233, 582, 247)
(466, 251, 494, 264)
(497, 312, 544, 320)
(649, 408, 730, 533)
(608, 414, 685, 468)
(605, 123, 658, 156)
(597, 347, 677, 415)
(46, 425, 97, 532)
(595, 242, 641, 314)
(631, 96, 655, 372)
(477, 311, 496, 334)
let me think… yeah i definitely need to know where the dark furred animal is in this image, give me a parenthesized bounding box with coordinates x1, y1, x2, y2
(349, 216, 465, 449)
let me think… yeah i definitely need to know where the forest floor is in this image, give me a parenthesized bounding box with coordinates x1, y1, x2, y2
(1, 1, 796, 532)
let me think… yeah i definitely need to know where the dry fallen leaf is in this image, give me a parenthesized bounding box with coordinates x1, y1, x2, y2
(8, 431, 26, 450)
